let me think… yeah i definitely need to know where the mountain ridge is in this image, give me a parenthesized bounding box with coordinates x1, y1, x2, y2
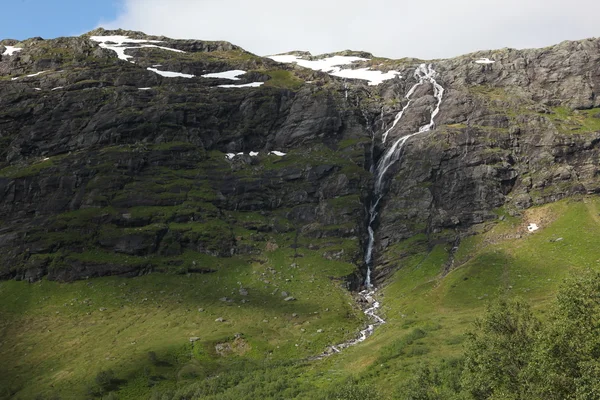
(0, 29, 599, 284)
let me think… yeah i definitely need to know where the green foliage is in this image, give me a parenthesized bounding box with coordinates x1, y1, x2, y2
(322, 377, 381, 400)
(95, 370, 117, 390)
(458, 271, 600, 399)
(392, 270, 600, 400)
(461, 298, 540, 399)
(396, 359, 464, 400)
(531, 270, 600, 400)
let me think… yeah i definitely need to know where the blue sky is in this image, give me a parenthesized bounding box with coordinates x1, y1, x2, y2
(0, 0, 121, 40)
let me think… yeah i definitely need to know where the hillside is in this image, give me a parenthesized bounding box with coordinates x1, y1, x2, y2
(0, 29, 599, 399)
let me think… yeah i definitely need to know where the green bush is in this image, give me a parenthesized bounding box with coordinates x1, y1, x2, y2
(323, 377, 381, 400)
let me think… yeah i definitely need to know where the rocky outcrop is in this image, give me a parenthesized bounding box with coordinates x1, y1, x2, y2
(1, 29, 599, 283)
(364, 39, 600, 281)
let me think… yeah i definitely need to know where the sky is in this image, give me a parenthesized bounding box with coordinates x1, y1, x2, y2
(1, 0, 599, 59)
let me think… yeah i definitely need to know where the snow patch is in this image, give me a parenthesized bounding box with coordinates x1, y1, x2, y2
(147, 67, 194, 78)
(34, 88, 41, 91)
(90, 35, 183, 62)
(268, 54, 400, 85)
(11, 77, 19, 81)
(2, 46, 23, 56)
(475, 58, 495, 64)
(269, 54, 367, 72)
(26, 71, 48, 78)
(218, 82, 264, 88)
(331, 68, 401, 86)
(51, 87, 63, 91)
(138, 87, 152, 90)
(139, 44, 185, 53)
(527, 223, 539, 233)
(202, 70, 246, 80)
(227, 151, 285, 159)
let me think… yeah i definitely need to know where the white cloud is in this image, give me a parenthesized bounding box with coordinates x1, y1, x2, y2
(104, 0, 600, 59)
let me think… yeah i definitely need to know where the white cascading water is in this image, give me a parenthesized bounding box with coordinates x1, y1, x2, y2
(313, 64, 444, 359)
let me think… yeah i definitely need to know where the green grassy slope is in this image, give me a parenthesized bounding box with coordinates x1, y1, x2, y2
(2, 196, 599, 399)
(0, 242, 360, 399)
(323, 196, 600, 398)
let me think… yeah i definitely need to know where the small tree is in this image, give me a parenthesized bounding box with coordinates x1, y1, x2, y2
(461, 298, 541, 399)
(95, 369, 116, 393)
(531, 270, 600, 400)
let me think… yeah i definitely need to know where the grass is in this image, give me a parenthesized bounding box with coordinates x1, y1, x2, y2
(4, 195, 600, 399)
(548, 106, 600, 133)
(0, 156, 61, 179)
(263, 70, 304, 90)
(308, 196, 600, 398)
(0, 239, 363, 399)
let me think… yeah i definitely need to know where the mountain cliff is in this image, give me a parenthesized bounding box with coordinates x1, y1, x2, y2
(1, 29, 598, 284)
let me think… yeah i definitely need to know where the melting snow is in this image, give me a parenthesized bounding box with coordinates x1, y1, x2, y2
(139, 44, 184, 53)
(202, 70, 246, 80)
(90, 36, 183, 62)
(269, 54, 367, 71)
(147, 67, 194, 78)
(475, 58, 495, 64)
(527, 223, 539, 233)
(102, 45, 133, 61)
(269, 54, 400, 85)
(26, 71, 48, 78)
(11, 71, 49, 80)
(332, 68, 402, 86)
(226, 151, 285, 159)
(218, 82, 264, 88)
(2, 46, 23, 56)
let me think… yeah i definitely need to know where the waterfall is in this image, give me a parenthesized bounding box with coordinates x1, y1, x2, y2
(365, 64, 444, 280)
(312, 64, 444, 360)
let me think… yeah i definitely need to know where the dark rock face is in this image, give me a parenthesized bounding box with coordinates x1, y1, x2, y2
(1, 29, 599, 283)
